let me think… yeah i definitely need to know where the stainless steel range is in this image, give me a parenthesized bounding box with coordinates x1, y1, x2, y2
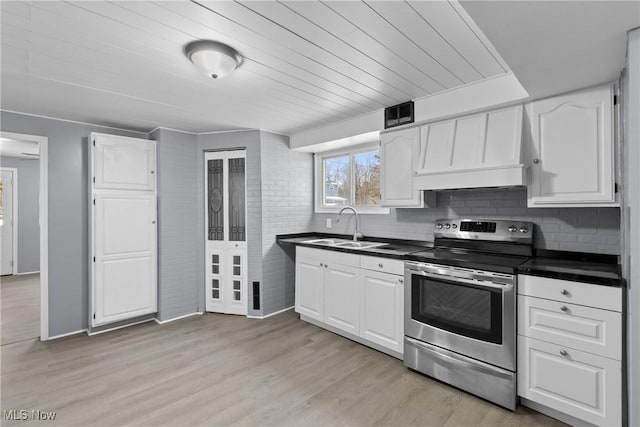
(404, 219, 533, 410)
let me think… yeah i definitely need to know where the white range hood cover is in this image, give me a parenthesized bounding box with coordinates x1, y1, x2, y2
(412, 104, 526, 191)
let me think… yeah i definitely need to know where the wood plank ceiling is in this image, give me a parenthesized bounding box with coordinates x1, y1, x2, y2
(0, 1, 509, 134)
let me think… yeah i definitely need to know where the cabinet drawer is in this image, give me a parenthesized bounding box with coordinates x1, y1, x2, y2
(518, 275, 621, 312)
(518, 295, 621, 360)
(517, 336, 621, 426)
(360, 255, 404, 276)
(296, 246, 360, 268)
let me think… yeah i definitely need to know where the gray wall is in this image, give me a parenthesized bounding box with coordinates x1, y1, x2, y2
(259, 131, 313, 314)
(151, 129, 199, 322)
(0, 155, 39, 273)
(0, 111, 147, 337)
(623, 27, 640, 427)
(197, 130, 263, 316)
(313, 188, 621, 255)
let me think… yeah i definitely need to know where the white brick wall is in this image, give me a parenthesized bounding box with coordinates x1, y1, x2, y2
(153, 129, 200, 321)
(260, 131, 313, 315)
(313, 188, 621, 255)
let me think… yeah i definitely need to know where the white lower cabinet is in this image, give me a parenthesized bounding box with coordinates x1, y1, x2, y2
(324, 264, 360, 335)
(295, 246, 404, 357)
(518, 336, 621, 426)
(360, 269, 404, 354)
(295, 256, 325, 322)
(517, 275, 622, 426)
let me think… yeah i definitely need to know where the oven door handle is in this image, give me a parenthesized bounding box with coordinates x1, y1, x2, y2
(405, 267, 513, 290)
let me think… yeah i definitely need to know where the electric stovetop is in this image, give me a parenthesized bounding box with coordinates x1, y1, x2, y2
(405, 247, 531, 275)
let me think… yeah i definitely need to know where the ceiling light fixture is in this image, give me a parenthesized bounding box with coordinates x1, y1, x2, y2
(184, 40, 243, 79)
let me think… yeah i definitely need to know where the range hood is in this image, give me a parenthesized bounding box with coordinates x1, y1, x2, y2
(413, 105, 526, 191)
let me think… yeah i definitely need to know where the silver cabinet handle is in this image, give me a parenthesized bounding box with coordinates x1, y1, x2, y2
(150, 170, 155, 174)
(533, 159, 540, 164)
(561, 289, 569, 295)
(398, 278, 404, 284)
(320, 263, 324, 267)
(560, 350, 568, 356)
(152, 220, 156, 224)
(561, 305, 569, 312)
(378, 263, 383, 268)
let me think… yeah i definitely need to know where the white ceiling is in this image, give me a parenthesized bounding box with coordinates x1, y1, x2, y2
(0, 0, 509, 134)
(461, 0, 640, 100)
(1, 1, 638, 136)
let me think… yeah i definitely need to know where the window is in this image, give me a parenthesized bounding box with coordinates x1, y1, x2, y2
(315, 144, 388, 214)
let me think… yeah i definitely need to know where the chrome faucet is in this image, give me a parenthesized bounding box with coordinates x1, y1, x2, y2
(336, 206, 363, 241)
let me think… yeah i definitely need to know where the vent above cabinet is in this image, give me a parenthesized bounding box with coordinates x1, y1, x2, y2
(385, 101, 414, 129)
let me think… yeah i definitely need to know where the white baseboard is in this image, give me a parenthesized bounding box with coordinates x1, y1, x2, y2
(17, 271, 40, 276)
(47, 329, 88, 341)
(87, 318, 155, 336)
(247, 306, 294, 319)
(154, 312, 203, 325)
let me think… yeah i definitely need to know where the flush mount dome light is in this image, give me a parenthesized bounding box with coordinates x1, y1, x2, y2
(184, 40, 243, 79)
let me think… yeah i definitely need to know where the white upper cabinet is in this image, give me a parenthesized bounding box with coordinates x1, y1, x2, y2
(413, 104, 525, 190)
(526, 85, 617, 207)
(93, 133, 156, 191)
(379, 127, 424, 207)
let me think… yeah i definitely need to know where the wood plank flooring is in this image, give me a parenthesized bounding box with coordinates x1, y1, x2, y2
(0, 273, 39, 345)
(1, 310, 566, 426)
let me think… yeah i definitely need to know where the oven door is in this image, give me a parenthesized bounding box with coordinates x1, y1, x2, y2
(404, 262, 515, 371)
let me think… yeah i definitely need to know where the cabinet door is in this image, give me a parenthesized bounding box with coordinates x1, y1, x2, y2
(92, 133, 156, 191)
(528, 85, 616, 206)
(380, 127, 423, 207)
(360, 270, 404, 353)
(518, 336, 621, 426)
(324, 263, 360, 335)
(295, 256, 325, 322)
(93, 193, 157, 326)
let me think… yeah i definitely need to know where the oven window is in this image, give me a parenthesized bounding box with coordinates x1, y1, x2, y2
(411, 276, 502, 344)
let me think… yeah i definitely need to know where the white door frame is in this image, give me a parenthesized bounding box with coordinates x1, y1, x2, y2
(1, 131, 49, 340)
(0, 167, 18, 275)
(203, 149, 248, 315)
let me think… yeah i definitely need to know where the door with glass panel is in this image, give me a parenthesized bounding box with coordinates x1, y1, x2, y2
(205, 150, 247, 315)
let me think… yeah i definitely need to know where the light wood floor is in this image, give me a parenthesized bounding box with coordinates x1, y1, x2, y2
(1, 310, 566, 426)
(0, 273, 39, 345)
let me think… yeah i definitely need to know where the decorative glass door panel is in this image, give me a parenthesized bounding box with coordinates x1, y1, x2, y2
(204, 150, 248, 315)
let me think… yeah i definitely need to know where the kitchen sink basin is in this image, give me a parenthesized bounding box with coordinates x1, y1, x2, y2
(302, 238, 388, 250)
(334, 241, 388, 249)
(303, 238, 342, 245)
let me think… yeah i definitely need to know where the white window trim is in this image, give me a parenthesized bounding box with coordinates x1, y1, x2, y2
(314, 142, 389, 214)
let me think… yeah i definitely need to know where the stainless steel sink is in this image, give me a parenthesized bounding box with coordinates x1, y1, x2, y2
(333, 241, 388, 249)
(302, 238, 344, 245)
(302, 238, 388, 250)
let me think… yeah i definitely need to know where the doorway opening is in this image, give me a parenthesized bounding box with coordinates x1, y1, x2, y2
(0, 131, 48, 342)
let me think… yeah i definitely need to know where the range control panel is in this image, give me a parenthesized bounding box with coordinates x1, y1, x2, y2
(434, 219, 534, 243)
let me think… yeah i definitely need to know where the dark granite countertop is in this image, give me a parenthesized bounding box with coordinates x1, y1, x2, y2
(277, 233, 623, 287)
(277, 232, 431, 260)
(517, 250, 622, 287)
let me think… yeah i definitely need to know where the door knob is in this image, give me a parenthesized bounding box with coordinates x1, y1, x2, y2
(152, 221, 156, 224)
(561, 289, 569, 296)
(560, 350, 568, 356)
(560, 305, 569, 312)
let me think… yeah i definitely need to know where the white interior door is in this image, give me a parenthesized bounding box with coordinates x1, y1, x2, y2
(205, 150, 248, 315)
(90, 133, 157, 327)
(0, 169, 16, 275)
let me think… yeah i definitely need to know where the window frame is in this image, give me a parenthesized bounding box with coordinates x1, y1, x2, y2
(314, 142, 389, 214)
